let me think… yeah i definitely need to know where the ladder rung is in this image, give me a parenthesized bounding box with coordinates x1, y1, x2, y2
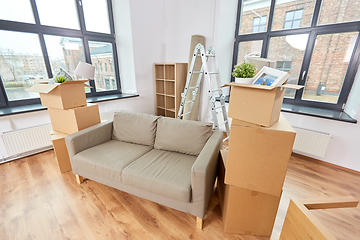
(219, 120, 228, 126)
(181, 112, 191, 117)
(196, 53, 215, 57)
(192, 71, 204, 74)
(189, 86, 197, 89)
(223, 136, 229, 141)
(208, 72, 218, 74)
(185, 100, 194, 103)
(215, 105, 223, 110)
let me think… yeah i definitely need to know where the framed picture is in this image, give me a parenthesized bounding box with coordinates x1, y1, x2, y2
(252, 66, 289, 87)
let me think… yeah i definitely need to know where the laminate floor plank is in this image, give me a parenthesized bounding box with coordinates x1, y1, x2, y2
(1, 150, 360, 240)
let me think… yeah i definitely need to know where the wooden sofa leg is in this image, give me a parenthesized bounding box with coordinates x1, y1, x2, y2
(75, 174, 85, 184)
(196, 217, 203, 229)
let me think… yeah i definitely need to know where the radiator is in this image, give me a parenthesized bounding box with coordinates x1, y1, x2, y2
(1, 124, 53, 158)
(292, 127, 332, 159)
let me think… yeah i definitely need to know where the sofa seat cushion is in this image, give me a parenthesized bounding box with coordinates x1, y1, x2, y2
(72, 140, 153, 182)
(122, 149, 197, 203)
(154, 117, 213, 156)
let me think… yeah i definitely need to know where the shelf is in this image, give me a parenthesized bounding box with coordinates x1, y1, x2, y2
(165, 96, 175, 110)
(165, 65, 175, 80)
(165, 110, 175, 118)
(154, 63, 187, 118)
(165, 81, 175, 96)
(155, 65, 165, 79)
(157, 108, 165, 116)
(155, 80, 165, 94)
(156, 95, 165, 108)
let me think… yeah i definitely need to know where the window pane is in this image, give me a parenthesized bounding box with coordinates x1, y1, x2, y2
(236, 40, 263, 64)
(260, 16, 267, 25)
(239, 0, 271, 34)
(0, 0, 35, 23)
(44, 35, 85, 79)
(82, 0, 111, 34)
(318, 0, 360, 25)
(272, 0, 315, 31)
(293, 20, 301, 28)
(89, 41, 117, 92)
(0, 30, 47, 101)
(294, 10, 303, 19)
(285, 11, 294, 21)
(284, 22, 292, 29)
(302, 32, 358, 103)
(259, 25, 266, 32)
(36, 0, 80, 29)
(268, 34, 309, 98)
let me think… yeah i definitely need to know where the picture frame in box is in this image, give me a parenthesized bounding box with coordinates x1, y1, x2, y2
(252, 66, 289, 87)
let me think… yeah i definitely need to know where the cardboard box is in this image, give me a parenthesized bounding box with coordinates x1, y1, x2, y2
(218, 150, 281, 236)
(48, 103, 101, 135)
(224, 82, 302, 127)
(27, 80, 90, 110)
(51, 131, 71, 174)
(225, 113, 296, 197)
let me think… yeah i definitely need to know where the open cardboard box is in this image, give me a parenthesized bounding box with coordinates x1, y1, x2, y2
(225, 113, 296, 197)
(223, 82, 303, 127)
(27, 80, 91, 110)
(218, 150, 281, 236)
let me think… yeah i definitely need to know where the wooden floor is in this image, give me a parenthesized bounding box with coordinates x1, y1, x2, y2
(1, 150, 360, 240)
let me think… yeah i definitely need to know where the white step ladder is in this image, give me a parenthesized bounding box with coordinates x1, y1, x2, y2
(177, 43, 230, 143)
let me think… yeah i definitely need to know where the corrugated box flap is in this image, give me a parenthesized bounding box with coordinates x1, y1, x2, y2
(282, 84, 304, 90)
(61, 80, 89, 85)
(27, 84, 57, 93)
(231, 114, 296, 133)
(27, 80, 91, 93)
(223, 82, 303, 90)
(223, 82, 275, 90)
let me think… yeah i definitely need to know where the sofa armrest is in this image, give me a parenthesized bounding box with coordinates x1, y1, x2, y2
(65, 121, 113, 159)
(191, 130, 223, 218)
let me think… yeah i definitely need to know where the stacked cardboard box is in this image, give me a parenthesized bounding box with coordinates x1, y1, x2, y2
(218, 83, 298, 236)
(28, 81, 101, 173)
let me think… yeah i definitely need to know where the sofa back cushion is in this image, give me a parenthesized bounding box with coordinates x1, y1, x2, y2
(112, 111, 160, 146)
(154, 117, 213, 155)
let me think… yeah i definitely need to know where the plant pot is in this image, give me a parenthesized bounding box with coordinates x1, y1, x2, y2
(235, 77, 253, 84)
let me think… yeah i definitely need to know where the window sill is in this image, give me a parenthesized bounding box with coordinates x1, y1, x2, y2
(217, 96, 357, 124)
(281, 103, 357, 124)
(0, 93, 139, 117)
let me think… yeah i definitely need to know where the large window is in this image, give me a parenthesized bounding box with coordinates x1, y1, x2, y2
(0, 0, 120, 108)
(233, 0, 360, 111)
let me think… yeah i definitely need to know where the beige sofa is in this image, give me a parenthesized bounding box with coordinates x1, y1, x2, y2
(65, 111, 223, 228)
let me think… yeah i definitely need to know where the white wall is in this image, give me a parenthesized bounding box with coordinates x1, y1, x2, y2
(283, 111, 360, 172)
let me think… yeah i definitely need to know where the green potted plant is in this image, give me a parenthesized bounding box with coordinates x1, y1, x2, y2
(232, 61, 256, 84)
(54, 75, 67, 84)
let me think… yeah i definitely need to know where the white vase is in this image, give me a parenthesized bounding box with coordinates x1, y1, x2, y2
(235, 77, 253, 84)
